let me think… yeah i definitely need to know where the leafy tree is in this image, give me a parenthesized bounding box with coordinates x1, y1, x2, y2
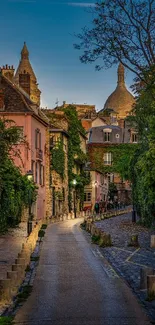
(0, 118, 37, 232)
(75, 0, 155, 81)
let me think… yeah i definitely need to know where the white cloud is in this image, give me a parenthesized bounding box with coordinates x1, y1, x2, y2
(68, 2, 96, 7)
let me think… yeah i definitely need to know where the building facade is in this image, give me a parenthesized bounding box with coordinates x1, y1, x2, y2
(0, 44, 52, 220)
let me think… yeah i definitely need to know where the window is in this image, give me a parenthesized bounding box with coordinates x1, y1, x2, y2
(31, 160, 35, 177)
(107, 173, 114, 183)
(103, 152, 112, 165)
(104, 132, 110, 142)
(39, 163, 42, 185)
(84, 192, 91, 202)
(17, 126, 24, 142)
(131, 133, 137, 143)
(35, 162, 38, 183)
(116, 134, 120, 139)
(35, 129, 41, 149)
(39, 164, 44, 186)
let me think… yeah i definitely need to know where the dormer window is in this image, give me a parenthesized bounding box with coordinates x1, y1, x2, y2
(131, 133, 138, 143)
(104, 132, 110, 142)
(103, 128, 112, 142)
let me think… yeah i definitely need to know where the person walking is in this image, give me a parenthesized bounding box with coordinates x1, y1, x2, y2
(94, 201, 99, 214)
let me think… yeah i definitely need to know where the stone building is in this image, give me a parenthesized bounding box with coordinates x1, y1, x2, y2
(85, 64, 136, 208)
(14, 43, 41, 106)
(43, 108, 88, 216)
(42, 109, 69, 216)
(0, 44, 52, 220)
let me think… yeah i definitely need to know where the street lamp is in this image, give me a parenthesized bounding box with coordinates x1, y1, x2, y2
(26, 170, 33, 236)
(72, 179, 77, 218)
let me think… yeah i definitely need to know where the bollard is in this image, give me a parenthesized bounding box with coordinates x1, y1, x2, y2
(15, 257, 26, 266)
(147, 275, 155, 298)
(150, 235, 155, 248)
(129, 234, 139, 247)
(140, 267, 154, 289)
(0, 279, 12, 302)
(7, 271, 18, 294)
(12, 264, 25, 283)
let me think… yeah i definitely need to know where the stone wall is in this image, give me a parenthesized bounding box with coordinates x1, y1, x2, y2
(0, 220, 45, 306)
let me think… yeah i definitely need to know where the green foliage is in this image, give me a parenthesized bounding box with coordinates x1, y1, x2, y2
(51, 138, 65, 179)
(126, 68, 155, 227)
(63, 105, 89, 211)
(75, 0, 155, 80)
(41, 224, 47, 229)
(0, 317, 14, 325)
(88, 143, 137, 177)
(16, 285, 32, 304)
(91, 235, 100, 244)
(0, 119, 38, 233)
(38, 229, 45, 237)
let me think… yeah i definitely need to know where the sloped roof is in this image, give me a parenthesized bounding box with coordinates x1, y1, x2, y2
(0, 73, 48, 125)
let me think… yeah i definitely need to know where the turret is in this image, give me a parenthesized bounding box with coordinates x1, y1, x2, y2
(14, 42, 41, 106)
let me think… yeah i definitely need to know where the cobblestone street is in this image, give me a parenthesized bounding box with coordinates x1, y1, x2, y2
(94, 213, 155, 320)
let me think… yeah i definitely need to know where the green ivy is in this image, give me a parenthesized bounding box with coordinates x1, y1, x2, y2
(0, 119, 38, 233)
(88, 143, 137, 176)
(51, 139, 65, 179)
(63, 105, 90, 211)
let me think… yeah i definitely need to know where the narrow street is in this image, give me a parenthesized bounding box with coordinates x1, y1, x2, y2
(14, 219, 151, 325)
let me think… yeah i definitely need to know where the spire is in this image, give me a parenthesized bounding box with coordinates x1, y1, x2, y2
(21, 42, 29, 60)
(14, 43, 41, 106)
(117, 63, 125, 86)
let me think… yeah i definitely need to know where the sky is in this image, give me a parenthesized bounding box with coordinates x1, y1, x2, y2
(0, 0, 135, 111)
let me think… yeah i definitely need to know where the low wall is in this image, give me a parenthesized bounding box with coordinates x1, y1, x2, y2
(0, 219, 47, 306)
(84, 206, 132, 222)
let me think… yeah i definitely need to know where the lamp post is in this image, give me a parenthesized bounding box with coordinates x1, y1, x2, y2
(26, 170, 33, 236)
(72, 179, 77, 218)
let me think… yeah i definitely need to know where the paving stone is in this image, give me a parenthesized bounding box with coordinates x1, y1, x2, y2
(94, 213, 155, 320)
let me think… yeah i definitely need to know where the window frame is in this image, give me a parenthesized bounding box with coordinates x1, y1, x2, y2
(103, 152, 112, 165)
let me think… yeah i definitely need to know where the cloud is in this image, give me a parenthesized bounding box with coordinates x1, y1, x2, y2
(68, 2, 96, 7)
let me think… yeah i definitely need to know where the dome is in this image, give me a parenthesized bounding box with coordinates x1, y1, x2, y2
(100, 64, 135, 118)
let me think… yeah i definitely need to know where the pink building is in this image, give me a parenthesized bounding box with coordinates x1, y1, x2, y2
(0, 44, 50, 220)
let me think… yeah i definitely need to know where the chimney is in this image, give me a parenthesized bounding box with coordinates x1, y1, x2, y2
(0, 64, 15, 81)
(0, 76, 5, 111)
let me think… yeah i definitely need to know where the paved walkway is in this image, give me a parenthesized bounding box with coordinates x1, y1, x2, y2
(94, 213, 155, 320)
(0, 223, 27, 279)
(14, 219, 151, 325)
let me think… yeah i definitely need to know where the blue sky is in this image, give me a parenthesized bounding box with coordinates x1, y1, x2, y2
(0, 0, 134, 111)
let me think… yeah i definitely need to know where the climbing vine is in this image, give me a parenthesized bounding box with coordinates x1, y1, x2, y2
(51, 139, 65, 179)
(63, 105, 90, 211)
(88, 143, 137, 176)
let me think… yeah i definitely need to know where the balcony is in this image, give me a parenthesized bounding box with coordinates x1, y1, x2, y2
(36, 148, 43, 161)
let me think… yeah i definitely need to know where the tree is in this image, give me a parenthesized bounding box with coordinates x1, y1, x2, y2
(0, 118, 37, 232)
(75, 0, 155, 81)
